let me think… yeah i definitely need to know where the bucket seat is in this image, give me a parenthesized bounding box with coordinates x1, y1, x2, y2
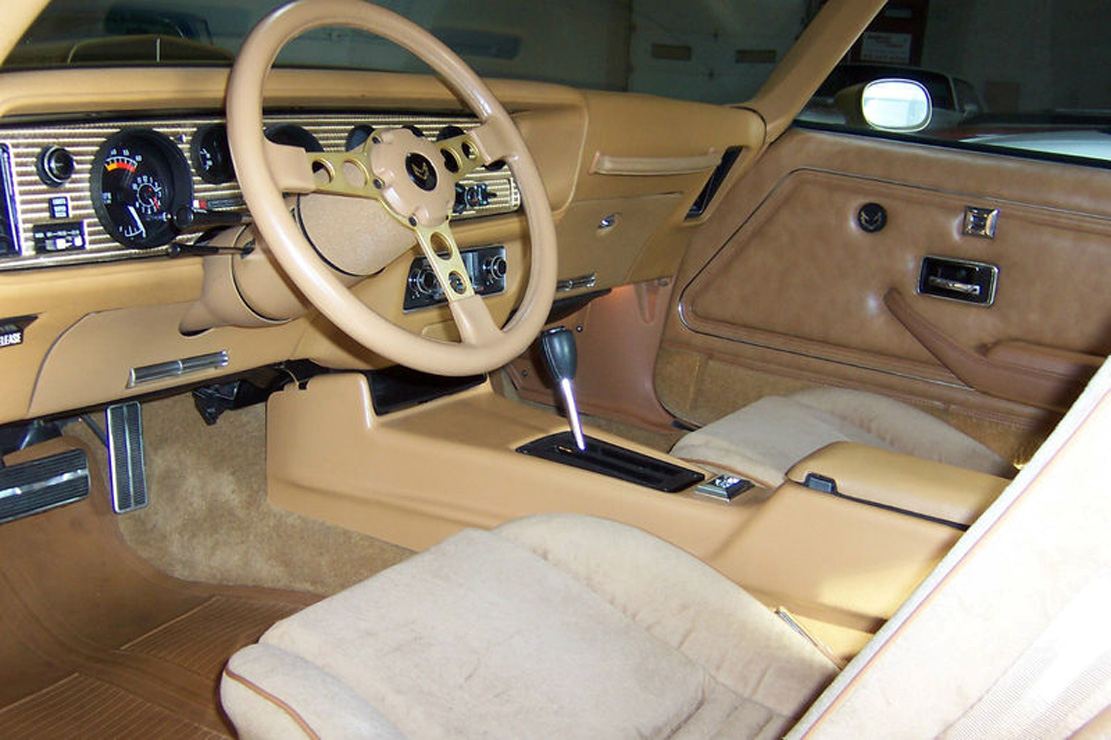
(220, 514, 838, 739)
(669, 388, 1015, 487)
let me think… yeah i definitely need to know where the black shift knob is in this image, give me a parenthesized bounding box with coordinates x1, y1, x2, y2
(540, 327, 577, 382)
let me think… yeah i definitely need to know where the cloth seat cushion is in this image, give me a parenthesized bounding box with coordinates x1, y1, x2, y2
(670, 388, 1015, 487)
(221, 514, 837, 739)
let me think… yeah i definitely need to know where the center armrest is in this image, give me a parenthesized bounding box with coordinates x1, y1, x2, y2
(785, 442, 1010, 528)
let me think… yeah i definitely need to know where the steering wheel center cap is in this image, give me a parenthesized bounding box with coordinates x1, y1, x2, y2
(405, 152, 438, 191)
(369, 127, 454, 228)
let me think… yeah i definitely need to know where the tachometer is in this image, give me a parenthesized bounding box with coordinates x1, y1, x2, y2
(90, 129, 192, 249)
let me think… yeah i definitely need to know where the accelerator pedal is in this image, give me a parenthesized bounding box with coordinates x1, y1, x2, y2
(106, 402, 148, 513)
(0, 448, 89, 524)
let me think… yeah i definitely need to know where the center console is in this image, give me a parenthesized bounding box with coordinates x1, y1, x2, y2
(265, 371, 1010, 660)
(784, 442, 1008, 530)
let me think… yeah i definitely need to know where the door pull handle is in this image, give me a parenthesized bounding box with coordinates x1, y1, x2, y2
(926, 275, 981, 297)
(917, 255, 997, 305)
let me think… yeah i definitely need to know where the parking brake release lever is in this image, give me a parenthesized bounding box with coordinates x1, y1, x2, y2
(540, 327, 586, 452)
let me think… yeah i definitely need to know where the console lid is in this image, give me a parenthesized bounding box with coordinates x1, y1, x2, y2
(786, 442, 1009, 529)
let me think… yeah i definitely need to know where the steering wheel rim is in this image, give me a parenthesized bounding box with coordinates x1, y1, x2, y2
(227, 0, 557, 376)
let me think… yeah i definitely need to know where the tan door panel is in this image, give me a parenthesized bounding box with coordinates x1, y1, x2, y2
(663, 128, 1111, 426)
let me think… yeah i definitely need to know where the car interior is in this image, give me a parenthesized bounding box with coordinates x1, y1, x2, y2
(2, 0, 1111, 737)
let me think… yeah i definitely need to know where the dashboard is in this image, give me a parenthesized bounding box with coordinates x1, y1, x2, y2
(0, 63, 761, 426)
(0, 112, 520, 271)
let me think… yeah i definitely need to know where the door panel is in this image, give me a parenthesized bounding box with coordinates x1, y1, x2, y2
(660, 127, 1111, 436)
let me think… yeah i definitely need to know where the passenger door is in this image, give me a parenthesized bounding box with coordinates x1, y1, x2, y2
(658, 126, 1111, 455)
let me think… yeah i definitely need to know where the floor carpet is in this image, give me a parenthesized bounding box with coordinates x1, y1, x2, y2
(0, 437, 318, 737)
(70, 392, 412, 595)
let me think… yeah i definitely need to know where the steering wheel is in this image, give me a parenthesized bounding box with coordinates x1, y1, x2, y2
(227, 0, 557, 376)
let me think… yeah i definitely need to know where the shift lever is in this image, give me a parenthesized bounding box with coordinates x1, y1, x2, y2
(540, 327, 586, 451)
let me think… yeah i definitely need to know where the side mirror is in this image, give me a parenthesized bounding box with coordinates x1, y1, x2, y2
(834, 78, 933, 133)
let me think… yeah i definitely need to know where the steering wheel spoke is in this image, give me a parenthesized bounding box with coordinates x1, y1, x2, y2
(449, 293, 504, 346)
(416, 222, 503, 346)
(436, 131, 489, 182)
(264, 139, 317, 194)
(304, 145, 384, 201)
(466, 121, 516, 165)
(414, 222, 475, 302)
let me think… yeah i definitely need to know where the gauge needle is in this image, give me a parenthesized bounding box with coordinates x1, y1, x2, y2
(127, 205, 147, 238)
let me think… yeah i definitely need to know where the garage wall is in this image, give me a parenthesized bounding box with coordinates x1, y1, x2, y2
(20, 0, 1107, 112)
(626, 0, 808, 104)
(922, 0, 1110, 113)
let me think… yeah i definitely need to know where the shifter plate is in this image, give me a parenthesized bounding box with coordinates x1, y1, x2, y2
(516, 432, 705, 492)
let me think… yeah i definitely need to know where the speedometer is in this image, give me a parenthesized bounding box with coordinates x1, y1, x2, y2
(90, 129, 192, 249)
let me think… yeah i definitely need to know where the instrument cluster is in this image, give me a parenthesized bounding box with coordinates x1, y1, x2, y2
(0, 114, 520, 271)
(90, 128, 193, 250)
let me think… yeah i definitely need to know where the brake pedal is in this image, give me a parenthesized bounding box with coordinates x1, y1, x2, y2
(106, 402, 148, 513)
(0, 448, 89, 524)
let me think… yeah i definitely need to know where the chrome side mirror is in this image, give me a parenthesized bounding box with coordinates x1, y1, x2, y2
(860, 78, 932, 132)
(834, 78, 933, 132)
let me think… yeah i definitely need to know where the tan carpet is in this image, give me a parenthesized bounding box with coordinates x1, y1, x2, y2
(0, 437, 318, 737)
(70, 391, 411, 596)
(492, 368, 683, 452)
(578, 413, 684, 452)
(654, 346, 1059, 468)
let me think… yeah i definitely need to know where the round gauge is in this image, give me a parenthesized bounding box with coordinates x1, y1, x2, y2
(264, 123, 323, 152)
(90, 129, 193, 250)
(436, 125, 465, 141)
(191, 123, 235, 184)
(345, 124, 375, 152)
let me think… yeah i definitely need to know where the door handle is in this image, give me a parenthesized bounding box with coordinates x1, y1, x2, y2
(918, 256, 997, 305)
(926, 275, 981, 297)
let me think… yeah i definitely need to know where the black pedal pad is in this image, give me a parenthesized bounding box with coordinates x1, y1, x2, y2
(0, 448, 89, 524)
(106, 402, 148, 513)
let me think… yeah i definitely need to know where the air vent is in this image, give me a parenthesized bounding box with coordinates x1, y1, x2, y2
(0, 145, 19, 257)
(686, 146, 743, 219)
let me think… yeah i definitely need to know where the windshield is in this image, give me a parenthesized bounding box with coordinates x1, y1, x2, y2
(11, 1, 1110, 166)
(5, 0, 808, 103)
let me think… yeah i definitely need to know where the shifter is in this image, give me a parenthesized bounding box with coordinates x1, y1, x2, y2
(539, 327, 586, 451)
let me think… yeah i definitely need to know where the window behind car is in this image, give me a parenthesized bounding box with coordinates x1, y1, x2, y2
(798, 0, 1111, 167)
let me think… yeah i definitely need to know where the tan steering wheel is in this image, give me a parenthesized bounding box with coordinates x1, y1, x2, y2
(227, 0, 557, 376)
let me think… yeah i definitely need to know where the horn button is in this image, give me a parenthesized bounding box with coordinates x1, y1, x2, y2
(370, 127, 456, 228)
(405, 153, 437, 191)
